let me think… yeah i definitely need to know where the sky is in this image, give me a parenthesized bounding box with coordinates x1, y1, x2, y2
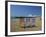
(10, 5, 42, 17)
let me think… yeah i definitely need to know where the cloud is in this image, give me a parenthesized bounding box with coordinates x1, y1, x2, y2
(28, 14, 38, 17)
(28, 14, 33, 17)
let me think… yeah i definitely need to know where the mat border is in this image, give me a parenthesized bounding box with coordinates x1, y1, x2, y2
(5, 1, 45, 36)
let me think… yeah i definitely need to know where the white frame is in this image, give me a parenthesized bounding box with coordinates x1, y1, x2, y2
(7, 1, 45, 35)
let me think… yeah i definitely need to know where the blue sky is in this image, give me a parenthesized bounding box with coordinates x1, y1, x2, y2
(10, 5, 42, 17)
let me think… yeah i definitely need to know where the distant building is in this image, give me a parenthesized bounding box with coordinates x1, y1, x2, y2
(18, 16, 41, 27)
(24, 17, 36, 27)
